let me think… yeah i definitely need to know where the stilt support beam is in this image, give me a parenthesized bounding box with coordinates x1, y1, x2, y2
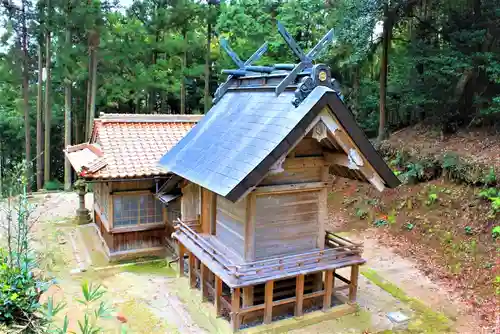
(177, 243, 185, 278)
(295, 274, 304, 317)
(231, 287, 241, 332)
(323, 270, 334, 311)
(349, 265, 359, 303)
(188, 252, 196, 289)
(264, 280, 274, 324)
(200, 263, 208, 301)
(215, 276, 223, 317)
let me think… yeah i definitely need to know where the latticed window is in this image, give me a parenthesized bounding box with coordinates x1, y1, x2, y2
(113, 194, 164, 227)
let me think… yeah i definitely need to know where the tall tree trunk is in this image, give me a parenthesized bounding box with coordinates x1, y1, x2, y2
(378, 1, 391, 143)
(74, 95, 80, 144)
(180, 28, 187, 115)
(36, 39, 43, 190)
(43, 13, 51, 186)
(0, 141, 3, 196)
(88, 46, 98, 136)
(85, 65, 93, 139)
(204, 8, 212, 113)
(21, 0, 31, 193)
(64, 27, 72, 191)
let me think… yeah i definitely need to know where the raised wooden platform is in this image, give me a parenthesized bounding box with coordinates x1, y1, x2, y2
(174, 220, 365, 288)
(173, 219, 365, 332)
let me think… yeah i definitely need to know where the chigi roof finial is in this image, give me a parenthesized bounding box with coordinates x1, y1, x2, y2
(213, 38, 268, 104)
(275, 21, 334, 96)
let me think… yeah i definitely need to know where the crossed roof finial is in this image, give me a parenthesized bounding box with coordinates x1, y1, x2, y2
(213, 39, 269, 104)
(275, 21, 335, 96)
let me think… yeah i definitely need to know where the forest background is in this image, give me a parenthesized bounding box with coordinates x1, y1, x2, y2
(0, 0, 498, 192)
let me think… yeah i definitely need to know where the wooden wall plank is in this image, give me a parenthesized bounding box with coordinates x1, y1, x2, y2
(215, 195, 247, 257)
(182, 182, 201, 221)
(254, 191, 320, 260)
(244, 194, 256, 261)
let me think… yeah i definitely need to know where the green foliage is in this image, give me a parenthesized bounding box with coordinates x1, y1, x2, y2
(44, 179, 64, 191)
(426, 193, 438, 206)
(464, 226, 473, 235)
(0, 255, 42, 324)
(492, 226, 500, 239)
(355, 208, 368, 220)
(44, 281, 127, 334)
(483, 168, 497, 186)
(373, 218, 388, 227)
(405, 222, 414, 231)
(478, 187, 500, 217)
(0, 163, 52, 329)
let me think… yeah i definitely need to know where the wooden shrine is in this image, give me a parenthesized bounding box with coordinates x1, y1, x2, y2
(157, 23, 400, 331)
(65, 113, 201, 260)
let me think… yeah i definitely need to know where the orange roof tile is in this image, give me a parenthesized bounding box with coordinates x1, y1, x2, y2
(65, 114, 202, 179)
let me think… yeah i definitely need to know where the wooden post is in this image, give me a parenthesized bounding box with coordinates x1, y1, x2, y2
(230, 287, 241, 332)
(264, 280, 274, 324)
(200, 263, 208, 301)
(312, 272, 323, 292)
(215, 276, 223, 317)
(323, 270, 333, 311)
(349, 265, 359, 303)
(242, 286, 254, 307)
(188, 252, 196, 289)
(177, 243, 185, 278)
(295, 274, 304, 317)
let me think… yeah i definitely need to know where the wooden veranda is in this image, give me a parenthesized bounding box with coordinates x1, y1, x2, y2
(174, 219, 365, 331)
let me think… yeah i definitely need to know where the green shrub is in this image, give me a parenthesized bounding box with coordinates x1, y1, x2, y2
(44, 281, 128, 333)
(44, 180, 64, 191)
(0, 254, 47, 325)
(492, 226, 500, 239)
(373, 218, 388, 227)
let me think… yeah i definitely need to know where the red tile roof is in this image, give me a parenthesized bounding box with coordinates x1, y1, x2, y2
(65, 114, 202, 179)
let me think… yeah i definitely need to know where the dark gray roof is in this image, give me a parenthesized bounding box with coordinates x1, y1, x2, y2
(158, 86, 400, 202)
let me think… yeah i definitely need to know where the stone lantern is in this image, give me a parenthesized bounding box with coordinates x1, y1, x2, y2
(74, 178, 91, 225)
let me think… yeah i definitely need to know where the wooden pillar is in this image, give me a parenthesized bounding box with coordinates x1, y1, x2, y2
(349, 265, 359, 303)
(177, 243, 185, 278)
(188, 252, 196, 289)
(295, 274, 304, 317)
(323, 270, 334, 311)
(230, 287, 241, 332)
(242, 286, 254, 307)
(264, 280, 274, 324)
(215, 276, 223, 317)
(200, 263, 208, 301)
(312, 272, 323, 292)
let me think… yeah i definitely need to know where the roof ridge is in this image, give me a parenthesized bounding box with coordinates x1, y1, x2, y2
(97, 113, 203, 123)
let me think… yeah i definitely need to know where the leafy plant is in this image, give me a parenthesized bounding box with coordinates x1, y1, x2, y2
(464, 226, 473, 235)
(399, 162, 425, 184)
(44, 282, 127, 334)
(373, 218, 388, 227)
(0, 163, 50, 329)
(483, 168, 497, 186)
(355, 208, 368, 220)
(426, 193, 438, 206)
(478, 188, 500, 217)
(492, 226, 500, 239)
